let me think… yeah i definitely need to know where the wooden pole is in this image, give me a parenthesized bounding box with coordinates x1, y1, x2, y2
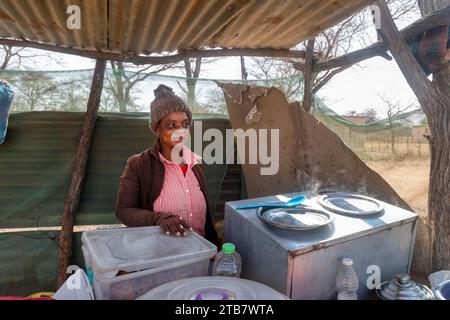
(302, 39, 316, 112)
(407, 136, 410, 155)
(0, 38, 310, 66)
(56, 59, 106, 288)
(240, 56, 248, 81)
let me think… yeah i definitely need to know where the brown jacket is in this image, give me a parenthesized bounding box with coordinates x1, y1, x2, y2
(115, 140, 220, 246)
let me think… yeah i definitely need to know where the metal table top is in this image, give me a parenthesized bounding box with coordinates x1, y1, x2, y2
(225, 191, 418, 256)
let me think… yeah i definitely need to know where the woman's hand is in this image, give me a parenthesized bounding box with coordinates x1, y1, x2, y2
(159, 214, 193, 237)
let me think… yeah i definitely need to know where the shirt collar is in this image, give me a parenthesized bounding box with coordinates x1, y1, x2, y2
(158, 145, 202, 167)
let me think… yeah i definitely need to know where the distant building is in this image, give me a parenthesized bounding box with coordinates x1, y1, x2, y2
(411, 125, 430, 142)
(341, 115, 371, 125)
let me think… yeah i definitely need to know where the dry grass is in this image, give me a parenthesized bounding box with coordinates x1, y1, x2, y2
(366, 156, 432, 276)
(366, 157, 430, 215)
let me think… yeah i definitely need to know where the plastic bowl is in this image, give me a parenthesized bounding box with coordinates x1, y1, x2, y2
(435, 280, 450, 300)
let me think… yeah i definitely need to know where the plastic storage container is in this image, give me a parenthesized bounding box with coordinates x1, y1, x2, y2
(336, 258, 359, 300)
(137, 276, 289, 300)
(213, 243, 242, 277)
(81, 226, 217, 300)
(429, 270, 450, 300)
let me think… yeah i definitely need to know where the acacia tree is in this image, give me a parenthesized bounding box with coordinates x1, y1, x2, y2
(180, 58, 202, 112)
(362, 107, 378, 122)
(248, 57, 304, 102)
(104, 61, 179, 112)
(377, 93, 414, 154)
(6, 74, 85, 112)
(1, 45, 64, 70)
(177, 57, 221, 112)
(201, 88, 228, 114)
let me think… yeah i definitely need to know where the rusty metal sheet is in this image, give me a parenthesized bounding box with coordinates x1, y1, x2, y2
(0, 0, 107, 52)
(0, 0, 373, 54)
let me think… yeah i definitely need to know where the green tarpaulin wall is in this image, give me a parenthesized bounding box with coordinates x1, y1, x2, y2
(0, 111, 241, 296)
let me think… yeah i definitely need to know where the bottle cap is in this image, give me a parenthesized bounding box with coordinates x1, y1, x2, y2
(342, 258, 353, 266)
(222, 243, 236, 254)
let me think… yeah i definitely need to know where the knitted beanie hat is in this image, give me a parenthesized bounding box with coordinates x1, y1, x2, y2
(149, 84, 192, 133)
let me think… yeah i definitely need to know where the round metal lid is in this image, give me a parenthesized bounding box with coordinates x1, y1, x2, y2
(376, 273, 434, 300)
(257, 207, 334, 230)
(137, 277, 288, 300)
(317, 192, 384, 216)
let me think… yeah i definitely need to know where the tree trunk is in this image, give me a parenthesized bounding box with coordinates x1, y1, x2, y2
(186, 77, 197, 111)
(418, 0, 450, 271)
(428, 62, 450, 270)
(389, 123, 396, 155)
(407, 136, 410, 155)
(56, 59, 106, 288)
(184, 58, 202, 112)
(302, 39, 316, 112)
(111, 61, 127, 112)
(240, 56, 248, 81)
(376, 0, 450, 271)
(428, 114, 450, 266)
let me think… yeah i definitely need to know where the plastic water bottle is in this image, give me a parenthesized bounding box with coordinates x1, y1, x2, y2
(213, 243, 242, 277)
(336, 258, 359, 300)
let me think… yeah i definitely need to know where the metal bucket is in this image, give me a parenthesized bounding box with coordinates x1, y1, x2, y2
(435, 280, 450, 300)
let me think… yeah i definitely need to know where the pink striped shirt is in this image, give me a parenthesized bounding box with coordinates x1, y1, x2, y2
(153, 146, 207, 236)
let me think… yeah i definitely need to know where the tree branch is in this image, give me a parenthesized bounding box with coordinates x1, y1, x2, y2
(312, 67, 348, 94)
(302, 39, 316, 112)
(314, 5, 450, 72)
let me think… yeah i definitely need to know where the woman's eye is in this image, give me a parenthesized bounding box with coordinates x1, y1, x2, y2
(182, 123, 190, 129)
(167, 123, 176, 129)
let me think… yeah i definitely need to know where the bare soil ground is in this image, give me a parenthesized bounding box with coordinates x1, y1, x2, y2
(367, 156, 432, 280)
(366, 157, 430, 215)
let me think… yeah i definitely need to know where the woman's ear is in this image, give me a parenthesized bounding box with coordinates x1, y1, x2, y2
(149, 120, 158, 135)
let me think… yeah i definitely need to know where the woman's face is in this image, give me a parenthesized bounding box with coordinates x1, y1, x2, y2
(155, 111, 190, 148)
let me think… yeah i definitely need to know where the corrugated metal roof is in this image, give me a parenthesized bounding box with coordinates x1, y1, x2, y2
(0, 0, 372, 54)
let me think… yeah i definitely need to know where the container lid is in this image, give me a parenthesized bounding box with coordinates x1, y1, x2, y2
(137, 277, 289, 300)
(222, 243, 235, 254)
(317, 192, 384, 216)
(342, 258, 353, 266)
(81, 226, 217, 275)
(376, 273, 434, 300)
(257, 207, 334, 230)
